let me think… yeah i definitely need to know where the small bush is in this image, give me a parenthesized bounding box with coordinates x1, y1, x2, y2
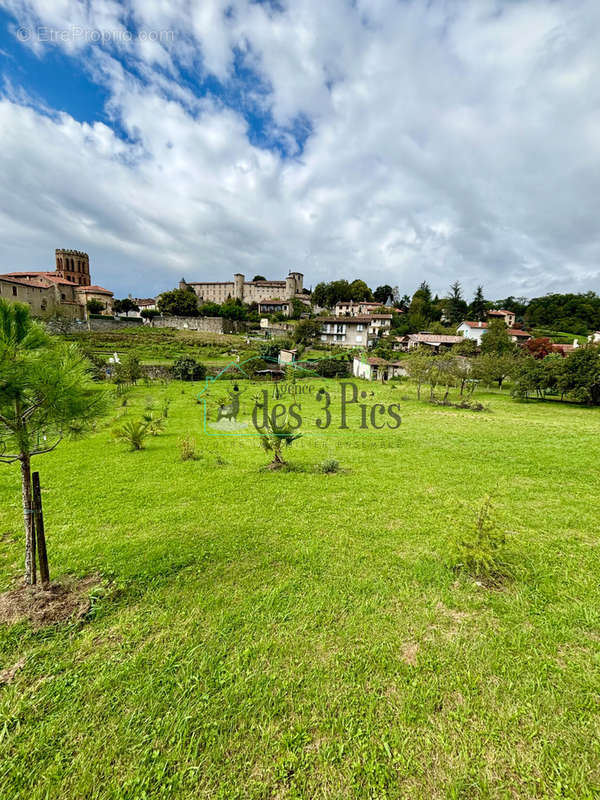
(449, 496, 511, 585)
(179, 435, 198, 461)
(318, 458, 340, 474)
(141, 411, 165, 436)
(112, 420, 150, 451)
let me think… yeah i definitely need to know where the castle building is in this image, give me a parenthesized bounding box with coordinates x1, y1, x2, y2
(180, 272, 309, 307)
(0, 249, 113, 319)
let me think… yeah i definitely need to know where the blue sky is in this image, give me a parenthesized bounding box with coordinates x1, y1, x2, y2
(0, 0, 599, 299)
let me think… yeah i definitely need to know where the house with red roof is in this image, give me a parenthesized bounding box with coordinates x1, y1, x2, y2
(457, 320, 531, 346)
(486, 309, 516, 327)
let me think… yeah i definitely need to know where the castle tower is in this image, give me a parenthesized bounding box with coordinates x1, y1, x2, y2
(286, 271, 304, 297)
(56, 249, 90, 286)
(285, 275, 296, 299)
(233, 273, 244, 301)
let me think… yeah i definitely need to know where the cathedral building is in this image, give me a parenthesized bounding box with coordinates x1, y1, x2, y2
(0, 249, 114, 318)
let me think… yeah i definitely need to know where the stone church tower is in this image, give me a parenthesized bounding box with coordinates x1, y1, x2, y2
(55, 249, 90, 286)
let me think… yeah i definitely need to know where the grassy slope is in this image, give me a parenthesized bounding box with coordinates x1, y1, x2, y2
(0, 382, 599, 799)
(64, 327, 257, 366)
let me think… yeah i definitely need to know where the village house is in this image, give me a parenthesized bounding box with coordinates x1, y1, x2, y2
(353, 355, 408, 381)
(588, 332, 600, 344)
(393, 332, 464, 353)
(486, 309, 516, 327)
(456, 321, 531, 345)
(258, 299, 293, 317)
(335, 297, 396, 316)
(335, 300, 384, 316)
(319, 314, 392, 348)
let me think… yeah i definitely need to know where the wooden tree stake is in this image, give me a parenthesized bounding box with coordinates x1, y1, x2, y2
(32, 472, 50, 586)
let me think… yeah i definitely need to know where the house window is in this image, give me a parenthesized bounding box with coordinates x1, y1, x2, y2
(335, 324, 344, 333)
(12, 286, 17, 296)
(357, 324, 364, 331)
(320, 335, 327, 342)
(356, 335, 362, 343)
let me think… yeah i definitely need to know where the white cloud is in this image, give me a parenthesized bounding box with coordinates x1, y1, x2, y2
(0, 0, 600, 300)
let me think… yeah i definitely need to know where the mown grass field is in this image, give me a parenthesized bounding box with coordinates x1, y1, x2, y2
(0, 378, 599, 799)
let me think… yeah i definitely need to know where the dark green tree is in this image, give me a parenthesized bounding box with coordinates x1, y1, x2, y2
(480, 319, 514, 355)
(199, 302, 221, 317)
(444, 281, 468, 325)
(469, 286, 487, 322)
(113, 298, 140, 315)
(349, 279, 373, 302)
(86, 299, 105, 315)
(220, 299, 247, 320)
(157, 288, 199, 317)
(293, 318, 322, 345)
(173, 357, 207, 381)
(374, 285, 394, 304)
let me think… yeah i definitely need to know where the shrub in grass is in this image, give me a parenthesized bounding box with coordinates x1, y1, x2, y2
(449, 495, 511, 585)
(258, 418, 302, 469)
(112, 420, 150, 451)
(141, 412, 165, 436)
(317, 458, 340, 474)
(179, 435, 198, 461)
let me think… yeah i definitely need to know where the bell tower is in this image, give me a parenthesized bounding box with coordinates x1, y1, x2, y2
(55, 249, 90, 286)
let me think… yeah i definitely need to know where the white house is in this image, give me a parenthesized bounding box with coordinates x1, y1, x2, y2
(457, 320, 531, 346)
(352, 356, 408, 381)
(320, 314, 392, 348)
(456, 321, 488, 345)
(588, 332, 600, 344)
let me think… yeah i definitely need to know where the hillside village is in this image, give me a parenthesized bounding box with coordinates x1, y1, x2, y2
(3, 250, 600, 399)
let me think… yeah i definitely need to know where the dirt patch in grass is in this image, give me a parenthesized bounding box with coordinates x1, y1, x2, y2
(0, 575, 101, 628)
(401, 642, 419, 666)
(0, 656, 26, 685)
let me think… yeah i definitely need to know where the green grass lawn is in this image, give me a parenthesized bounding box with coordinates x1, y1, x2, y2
(0, 379, 599, 799)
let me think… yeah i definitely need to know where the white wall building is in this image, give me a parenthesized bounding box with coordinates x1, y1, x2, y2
(457, 320, 531, 345)
(319, 315, 392, 348)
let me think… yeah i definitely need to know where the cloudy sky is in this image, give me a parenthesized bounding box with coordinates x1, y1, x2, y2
(0, 0, 599, 301)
